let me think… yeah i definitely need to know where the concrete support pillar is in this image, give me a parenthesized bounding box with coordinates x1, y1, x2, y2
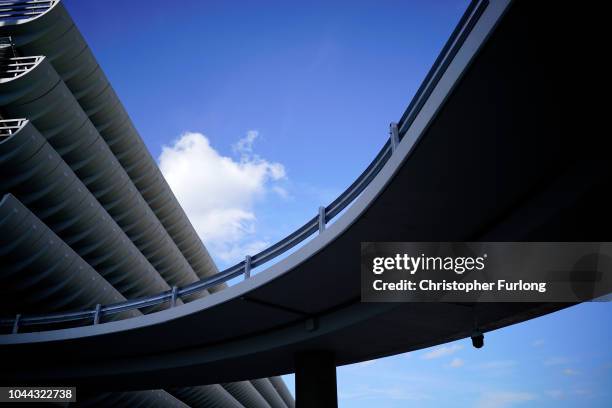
(295, 351, 337, 408)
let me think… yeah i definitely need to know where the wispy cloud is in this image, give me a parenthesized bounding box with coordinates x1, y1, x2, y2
(159, 130, 286, 263)
(271, 185, 290, 200)
(532, 339, 545, 347)
(232, 130, 258, 156)
(422, 344, 463, 360)
(449, 358, 465, 368)
(547, 388, 593, 399)
(477, 391, 536, 408)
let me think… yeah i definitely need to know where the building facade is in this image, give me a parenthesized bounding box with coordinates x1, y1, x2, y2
(0, 1, 293, 407)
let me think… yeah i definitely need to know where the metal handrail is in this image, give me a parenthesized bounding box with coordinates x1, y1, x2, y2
(0, 118, 26, 138)
(0, 55, 40, 79)
(0, 1, 55, 22)
(0, 0, 488, 333)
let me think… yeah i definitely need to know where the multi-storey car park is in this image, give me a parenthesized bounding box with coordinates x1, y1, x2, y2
(0, 1, 294, 407)
(0, 0, 609, 407)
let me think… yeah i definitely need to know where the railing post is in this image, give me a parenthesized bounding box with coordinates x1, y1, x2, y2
(12, 314, 20, 334)
(318, 206, 326, 233)
(170, 286, 178, 307)
(244, 255, 252, 279)
(93, 304, 101, 325)
(389, 122, 399, 152)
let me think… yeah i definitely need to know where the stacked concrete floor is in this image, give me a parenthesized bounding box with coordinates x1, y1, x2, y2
(0, 1, 293, 407)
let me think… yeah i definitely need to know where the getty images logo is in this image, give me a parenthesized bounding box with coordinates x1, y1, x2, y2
(372, 253, 488, 275)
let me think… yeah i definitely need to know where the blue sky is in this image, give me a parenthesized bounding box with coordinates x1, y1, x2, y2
(63, 0, 469, 264)
(64, 1, 611, 406)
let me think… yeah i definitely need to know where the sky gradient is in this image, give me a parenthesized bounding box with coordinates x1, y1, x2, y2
(63, 1, 612, 406)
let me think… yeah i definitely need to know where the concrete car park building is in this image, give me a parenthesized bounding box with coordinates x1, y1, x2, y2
(0, 1, 293, 407)
(0, 0, 608, 407)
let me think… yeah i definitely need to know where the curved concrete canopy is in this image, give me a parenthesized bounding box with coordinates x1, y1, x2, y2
(1, 1, 288, 404)
(0, 58, 205, 294)
(0, 0, 221, 288)
(74, 389, 190, 408)
(2, 0, 608, 391)
(169, 385, 245, 408)
(269, 377, 294, 408)
(0, 193, 138, 320)
(221, 382, 272, 408)
(0, 119, 172, 302)
(0, 192, 265, 407)
(250, 379, 289, 408)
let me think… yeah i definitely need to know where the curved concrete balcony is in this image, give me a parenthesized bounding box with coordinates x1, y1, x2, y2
(0, 192, 139, 321)
(0, 121, 286, 406)
(0, 1, 57, 27)
(0, 1, 95, 85)
(0, 55, 40, 80)
(0, 56, 206, 294)
(0, 61, 280, 408)
(0, 118, 171, 302)
(251, 379, 291, 408)
(169, 385, 245, 408)
(0, 0, 221, 286)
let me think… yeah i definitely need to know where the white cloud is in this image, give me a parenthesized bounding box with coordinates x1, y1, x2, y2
(271, 185, 290, 200)
(159, 131, 286, 263)
(449, 358, 465, 368)
(422, 344, 463, 360)
(477, 392, 536, 408)
(232, 129, 258, 156)
(532, 339, 545, 347)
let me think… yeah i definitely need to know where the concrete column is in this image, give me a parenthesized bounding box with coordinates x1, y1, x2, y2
(295, 351, 337, 408)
